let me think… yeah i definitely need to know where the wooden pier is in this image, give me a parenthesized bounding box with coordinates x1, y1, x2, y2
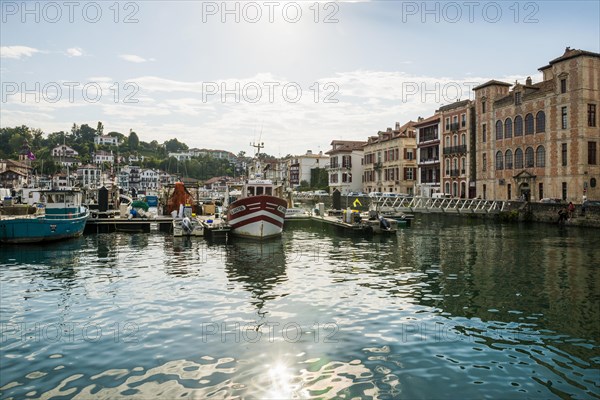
(84, 217, 173, 234)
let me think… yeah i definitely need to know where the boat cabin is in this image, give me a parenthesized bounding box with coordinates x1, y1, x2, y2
(244, 179, 275, 197)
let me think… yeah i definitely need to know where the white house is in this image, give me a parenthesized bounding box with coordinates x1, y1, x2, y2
(168, 152, 193, 161)
(52, 145, 79, 158)
(94, 135, 120, 146)
(289, 150, 328, 188)
(77, 164, 101, 188)
(140, 169, 159, 192)
(326, 140, 366, 194)
(93, 150, 114, 164)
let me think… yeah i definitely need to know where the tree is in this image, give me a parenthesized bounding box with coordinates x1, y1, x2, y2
(128, 130, 139, 151)
(96, 121, 104, 136)
(164, 138, 188, 153)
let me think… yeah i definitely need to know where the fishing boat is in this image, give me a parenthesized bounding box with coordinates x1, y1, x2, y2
(167, 181, 204, 237)
(0, 189, 89, 244)
(226, 143, 287, 239)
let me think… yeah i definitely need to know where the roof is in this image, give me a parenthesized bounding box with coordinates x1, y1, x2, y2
(413, 114, 441, 128)
(326, 140, 367, 154)
(472, 80, 512, 91)
(0, 169, 27, 176)
(539, 47, 600, 70)
(437, 99, 471, 112)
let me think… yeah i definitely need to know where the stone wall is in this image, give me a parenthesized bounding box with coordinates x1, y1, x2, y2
(503, 201, 600, 228)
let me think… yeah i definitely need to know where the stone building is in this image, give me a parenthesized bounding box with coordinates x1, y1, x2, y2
(362, 121, 417, 194)
(414, 114, 442, 197)
(474, 48, 599, 202)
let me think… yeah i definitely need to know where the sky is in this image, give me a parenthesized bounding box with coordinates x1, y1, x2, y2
(1, 0, 599, 156)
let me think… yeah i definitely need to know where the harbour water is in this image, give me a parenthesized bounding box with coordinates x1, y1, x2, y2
(1, 215, 599, 399)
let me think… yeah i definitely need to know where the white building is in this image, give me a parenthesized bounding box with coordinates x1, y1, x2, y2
(52, 145, 79, 158)
(326, 140, 366, 194)
(168, 152, 193, 161)
(140, 169, 159, 192)
(77, 164, 101, 188)
(94, 135, 120, 146)
(93, 150, 114, 164)
(289, 150, 328, 188)
(118, 168, 130, 191)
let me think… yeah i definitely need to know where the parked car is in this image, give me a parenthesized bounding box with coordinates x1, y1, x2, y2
(583, 199, 600, 207)
(368, 192, 383, 198)
(540, 198, 563, 204)
(313, 190, 329, 196)
(347, 191, 367, 197)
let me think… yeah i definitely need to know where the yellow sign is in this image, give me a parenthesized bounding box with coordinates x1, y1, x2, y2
(353, 198, 362, 207)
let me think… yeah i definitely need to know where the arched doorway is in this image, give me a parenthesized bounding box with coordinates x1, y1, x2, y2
(519, 183, 530, 201)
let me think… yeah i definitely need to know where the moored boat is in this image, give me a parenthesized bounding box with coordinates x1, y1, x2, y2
(0, 189, 89, 244)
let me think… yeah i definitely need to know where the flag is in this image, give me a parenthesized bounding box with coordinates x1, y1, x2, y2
(27, 151, 36, 160)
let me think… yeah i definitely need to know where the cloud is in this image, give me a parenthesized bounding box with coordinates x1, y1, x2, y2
(119, 54, 155, 63)
(0, 46, 40, 59)
(66, 47, 83, 57)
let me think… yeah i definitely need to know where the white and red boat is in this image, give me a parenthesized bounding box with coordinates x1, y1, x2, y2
(227, 179, 287, 239)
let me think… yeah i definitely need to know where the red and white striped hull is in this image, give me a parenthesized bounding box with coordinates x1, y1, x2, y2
(227, 195, 287, 239)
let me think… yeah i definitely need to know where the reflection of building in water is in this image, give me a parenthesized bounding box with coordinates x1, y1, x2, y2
(224, 240, 287, 311)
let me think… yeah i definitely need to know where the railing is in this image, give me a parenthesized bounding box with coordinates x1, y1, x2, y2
(450, 122, 460, 131)
(443, 145, 467, 155)
(450, 169, 460, 177)
(370, 196, 507, 214)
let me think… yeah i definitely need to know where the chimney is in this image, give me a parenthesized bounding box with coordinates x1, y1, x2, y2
(395, 122, 400, 130)
(387, 127, 392, 133)
(526, 76, 532, 86)
(418, 116, 424, 122)
(306, 150, 312, 155)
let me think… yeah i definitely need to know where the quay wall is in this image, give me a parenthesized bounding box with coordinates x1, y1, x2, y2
(294, 196, 600, 228)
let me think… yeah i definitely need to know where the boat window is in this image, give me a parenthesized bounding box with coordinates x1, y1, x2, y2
(29, 192, 34, 198)
(46, 195, 54, 203)
(248, 187, 255, 196)
(256, 186, 264, 195)
(265, 187, 272, 195)
(56, 194, 65, 202)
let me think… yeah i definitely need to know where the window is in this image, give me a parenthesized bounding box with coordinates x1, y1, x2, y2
(562, 182, 567, 201)
(445, 117, 450, 131)
(536, 145, 545, 167)
(482, 124, 487, 142)
(461, 114, 466, 127)
(330, 173, 338, 183)
(496, 120, 503, 140)
(445, 182, 450, 194)
(591, 178, 597, 188)
(461, 157, 466, 175)
(561, 107, 568, 129)
(515, 148, 523, 169)
(589, 104, 597, 127)
(536, 111, 545, 133)
(404, 168, 414, 180)
(539, 182, 544, 200)
(514, 115, 523, 136)
(461, 134, 466, 145)
(482, 153, 487, 171)
(505, 149, 513, 169)
(453, 135, 458, 146)
(562, 143, 568, 166)
(589, 142, 597, 165)
(507, 184, 512, 200)
(560, 78, 567, 93)
(445, 136, 451, 148)
(515, 92, 522, 105)
(445, 159, 450, 176)
(504, 118, 512, 138)
(525, 113, 534, 135)
(482, 101, 486, 113)
(525, 147, 534, 167)
(495, 151, 503, 170)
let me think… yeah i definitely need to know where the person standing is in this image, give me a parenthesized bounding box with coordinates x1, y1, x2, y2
(568, 202, 575, 219)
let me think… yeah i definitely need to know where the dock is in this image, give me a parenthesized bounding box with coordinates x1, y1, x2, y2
(85, 216, 173, 234)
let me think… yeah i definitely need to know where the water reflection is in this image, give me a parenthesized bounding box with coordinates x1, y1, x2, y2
(224, 238, 287, 313)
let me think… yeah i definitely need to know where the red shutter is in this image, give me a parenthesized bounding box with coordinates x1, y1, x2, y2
(404, 168, 408, 180)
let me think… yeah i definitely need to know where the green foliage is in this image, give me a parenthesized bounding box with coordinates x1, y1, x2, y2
(310, 167, 329, 189)
(128, 131, 140, 151)
(164, 138, 188, 153)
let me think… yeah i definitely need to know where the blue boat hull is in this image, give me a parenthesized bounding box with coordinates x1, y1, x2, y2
(0, 213, 89, 244)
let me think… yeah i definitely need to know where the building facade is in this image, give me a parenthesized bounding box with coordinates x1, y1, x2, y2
(289, 150, 328, 188)
(415, 115, 442, 197)
(93, 150, 114, 165)
(474, 48, 600, 202)
(326, 140, 366, 194)
(94, 135, 120, 146)
(362, 122, 418, 194)
(140, 169, 159, 192)
(77, 164, 101, 188)
(52, 145, 79, 158)
(439, 100, 475, 198)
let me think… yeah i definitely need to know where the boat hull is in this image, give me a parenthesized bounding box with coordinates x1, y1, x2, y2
(227, 196, 287, 239)
(0, 213, 89, 244)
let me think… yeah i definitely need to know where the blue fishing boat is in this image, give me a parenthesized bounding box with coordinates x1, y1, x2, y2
(0, 189, 89, 244)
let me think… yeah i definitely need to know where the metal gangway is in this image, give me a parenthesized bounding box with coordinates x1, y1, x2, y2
(371, 196, 509, 214)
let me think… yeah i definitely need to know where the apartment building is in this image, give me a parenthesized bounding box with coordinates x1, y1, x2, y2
(326, 140, 366, 194)
(415, 115, 442, 197)
(362, 122, 418, 194)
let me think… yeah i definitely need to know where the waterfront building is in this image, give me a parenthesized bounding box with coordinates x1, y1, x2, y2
(362, 122, 418, 194)
(415, 114, 442, 197)
(326, 140, 366, 194)
(77, 164, 101, 188)
(289, 150, 328, 189)
(140, 169, 159, 192)
(439, 100, 475, 198)
(474, 48, 600, 202)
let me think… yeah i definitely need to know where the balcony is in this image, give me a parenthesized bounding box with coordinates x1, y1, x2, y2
(442, 145, 467, 155)
(418, 158, 439, 165)
(450, 122, 460, 131)
(450, 169, 460, 177)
